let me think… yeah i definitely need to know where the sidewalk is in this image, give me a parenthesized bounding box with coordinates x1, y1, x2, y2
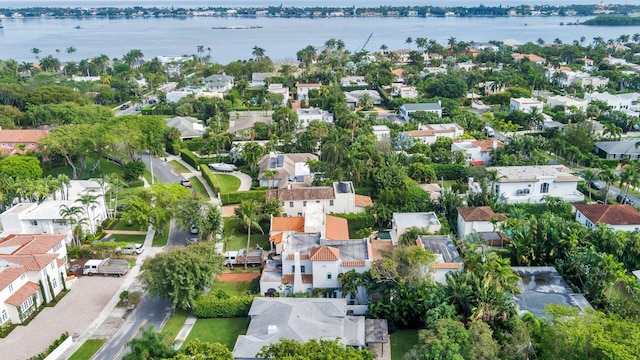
(167, 155, 221, 206)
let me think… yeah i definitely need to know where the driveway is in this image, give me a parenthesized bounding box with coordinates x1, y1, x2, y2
(0, 276, 124, 360)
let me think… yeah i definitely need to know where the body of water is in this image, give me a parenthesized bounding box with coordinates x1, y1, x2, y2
(1, 14, 639, 63)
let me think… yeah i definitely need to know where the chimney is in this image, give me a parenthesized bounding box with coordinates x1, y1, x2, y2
(267, 325, 277, 335)
(493, 140, 498, 149)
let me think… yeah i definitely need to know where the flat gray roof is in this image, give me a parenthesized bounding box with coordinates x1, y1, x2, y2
(418, 235, 461, 263)
(402, 103, 441, 111)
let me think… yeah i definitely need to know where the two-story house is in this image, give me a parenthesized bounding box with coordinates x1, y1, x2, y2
(0, 127, 49, 155)
(510, 98, 543, 113)
(295, 82, 321, 101)
(257, 153, 318, 189)
(251, 72, 277, 88)
(574, 204, 640, 231)
(476, 165, 583, 203)
(416, 235, 463, 284)
(372, 125, 391, 142)
(202, 73, 234, 93)
(0, 234, 68, 325)
(451, 140, 503, 165)
(296, 108, 334, 128)
(266, 181, 372, 217)
(400, 102, 442, 121)
(456, 206, 507, 239)
(404, 123, 464, 145)
(391, 212, 442, 246)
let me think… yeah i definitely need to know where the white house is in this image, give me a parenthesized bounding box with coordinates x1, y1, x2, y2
(267, 84, 289, 106)
(404, 123, 464, 145)
(456, 206, 507, 239)
(594, 139, 640, 160)
(400, 102, 442, 121)
(451, 139, 503, 165)
(372, 125, 391, 142)
(165, 86, 204, 103)
(584, 92, 640, 111)
(604, 56, 627, 66)
(471, 42, 500, 52)
(454, 60, 476, 72)
(261, 204, 372, 297)
(340, 76, 368, 87)
(574, 204, 640, 232)
(164, 116, 205, 140)
(0, 180, 108, 240)
(416, 235, 463, 284)
(344, 90, 382, 109)
(202, 73, 234, 93)
(233, 298, 368, 359)
(398, 86, 419, 99)
(266, 181, 372, 217)
(475, 165, 583, 204)
(546, 95, 589, 112)
(257, 153, 318, 189)
(391, 212, 441, 246)
(251, 72, 276, 88)
(510, 98, 544, 113)
(296, 82, 321, 101)
(296, 107, 334, 128)
(0, 234, 69, 325)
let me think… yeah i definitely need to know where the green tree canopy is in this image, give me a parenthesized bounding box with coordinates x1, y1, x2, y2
(0, 155, 43, 180)
(258, 338, 375, 360)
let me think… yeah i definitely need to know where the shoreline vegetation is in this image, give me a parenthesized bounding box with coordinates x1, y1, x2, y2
(2, 4, 640, 20)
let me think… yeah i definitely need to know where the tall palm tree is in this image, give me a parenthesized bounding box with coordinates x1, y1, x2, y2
(229, 200, 266, 269)
(251, 46, 266, 60)
(579, 168, 600, 203)
(76, 192, 101, 235)
(31, 47, 41, 60)
(66, 46, 77, 55)
(59, 204, 86, 246)
(599, 167, 617, 204)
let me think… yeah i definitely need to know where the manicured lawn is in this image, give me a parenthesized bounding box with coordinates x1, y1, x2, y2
(162, 308, 191, 345)
(110, 234, 146, 243)
(189, 176, 209, 199)
(215, 174, 241, 193)
(223, 218, 270, 252)
(143, 168, 158, 185)
(390, 329, 420, 360)
(152, 223, 170, 247)
(112, 219, 141, 231)
(68, 338, 106, 360)
(168, 160, 191, 173)
(184, 317, 249, 350)
(45, 157, 126, 180)
(211, 279, 253, 295)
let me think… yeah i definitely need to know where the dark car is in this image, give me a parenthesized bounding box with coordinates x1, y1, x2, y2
(180, 179, 192, 188)
(616, 194, 634, 205)
(120, 104, 130, 110)
(590, 181, 604, 191)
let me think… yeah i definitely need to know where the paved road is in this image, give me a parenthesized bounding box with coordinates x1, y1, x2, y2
(139, 153, 184, 185)
(92, 294, 173, 360)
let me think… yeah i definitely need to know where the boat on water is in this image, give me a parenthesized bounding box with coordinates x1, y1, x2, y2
(74, 25, 81, 29)
(212, 25, 263, 30)
(208, 163, 236, 172)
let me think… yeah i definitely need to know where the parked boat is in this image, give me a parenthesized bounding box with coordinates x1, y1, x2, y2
(208, 163, 236, 172)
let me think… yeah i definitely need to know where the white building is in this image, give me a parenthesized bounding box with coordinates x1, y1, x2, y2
(251, 72, 277, 88)
(296, 82, 321, 101)
(398, 86, 419, 99)
(510, 98, 544, 113)
(456, 206, 507, 239)
(257, 153, 318, 189)
(0, 234, 69, 325)
(546, 95, 589, 112)
(451, 139, 503, 165)
(400, 102, 442, 121)
(474, 165, 583, 204)
(296, 107, 333, 128)
(372, 125, 391, 142)
(454, 60, 475, 72)
(584, 92, 640, 111)
(416, 235, 463, 284)
(165, 86, 204, 103)
(202, 73, 234, 93)
(546, 67, 608, 90)
(340, 76, 368, 87)
(574, 204, 640, 232)
(0, 180, 108, 240)
(604, 56, 627, 66)
(268, 84, 289, 106)
(404, 123, 464, 145)
(266, 181, 372, 217)
(391, 212, 441, 246)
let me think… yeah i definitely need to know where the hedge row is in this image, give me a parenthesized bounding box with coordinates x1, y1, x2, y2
(331, 212, 375, 230)
(193, 294, 254, 318)
(200, 164, 221, 195)
(180, 149, 211, 168)
(221, 190, 266, 205)
(599, 159, 620, 169)
(431, 164, 466, 181)
(27, 332, 69, 360)
(125, 180, 145, 188)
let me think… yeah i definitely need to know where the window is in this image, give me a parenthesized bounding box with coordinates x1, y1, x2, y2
(50, 262, 55, 270)
(52, 278, 57, 289)
(330, 200, 334, 206)
(291, 265, 295, 273)
(303, 201, 307, 206)
(300, 266, 306, 274)
(53, 243, 62, 252)
(0, 310, 7, 324)
(20, 296, 34, 313)
(327, 272, 332, 280)
(8, 284, 13, 293)
(540, 183, 549, 194)
(29, 220, 38, 226)
(289, 202, 294, 208)
(21, 274, 25, 280)
(316, 200, 320, 203)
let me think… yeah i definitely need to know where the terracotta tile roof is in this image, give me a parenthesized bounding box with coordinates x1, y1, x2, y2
(0, 234, 66, 255)
(282, 274, 313, 284)
(296, 82, 322, 88)
(325, 215, 349, 240)
(266, 187, 335, 201)
(408, 129, 435, 137)
(341, 260, 366, 267)
(512, 53, 546, 62)
(472, 140, 503, 152)
(574, 204, 640, 225)
(0, 129, 48, 144)
(269, 233, 284, 245)
(0, 265, 26, 290)
(310, 246, 340, 261)
(457, 206, 507, 222)
(286, 253, 310, 260)
(0, 254, 58, 271)
(355, 195, 373, 208)
(430, 262, 463, 269)
(56, 258, 65, 268)
(271, 217, 305, 232)
(0, 147, 15, 155)
(391, 68, 406, 76)
(5, 281, 40, 307)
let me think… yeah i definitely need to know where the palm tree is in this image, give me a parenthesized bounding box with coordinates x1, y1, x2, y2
(405, 37, 413, 47)
(252, 46, 266, 59)
(579, 168, 600, 203)
(31, 47, 41, 60)
(321, 130, 349, 166)
(599, 167, 617, 204)
(229, 200, 266, 269)
(76, 192, 101, 235)
(262, 169, 279, 189)
(604, 123, 623, 140)
(59, 204, 86, 246)
(357, 93, 374, 111)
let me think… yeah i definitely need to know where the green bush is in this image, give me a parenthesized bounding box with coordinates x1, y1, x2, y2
(125, 180, 144, 188)
(193, 292, 255, 318)
(221, 190, 266, 205)
(331, 213, 375, 229)
(431, 164, 465, 181)
(184, 138, 204, 152)
(27, 332, 69, 360)
(200, 164, 221, 194)
(167, 142, 180, 155)
(123, 161, 145, 181)
(599, 159, 620, 169)
(181, 149, 200, 168)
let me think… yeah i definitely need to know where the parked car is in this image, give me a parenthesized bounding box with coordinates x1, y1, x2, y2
(189, 225, 199, 234)
(186, 236, 200, 245)
(117, 243, 144, 255)
(180, 179, 192, 188)
(590, 181, 604, 191)
(120, 104, 130, 110)
(616, 194, 634, 205)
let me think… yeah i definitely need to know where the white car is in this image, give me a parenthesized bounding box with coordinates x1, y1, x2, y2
(117, 243, 144, 255)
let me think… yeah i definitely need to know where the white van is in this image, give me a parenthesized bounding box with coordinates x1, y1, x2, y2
(484, 126, 495, 137)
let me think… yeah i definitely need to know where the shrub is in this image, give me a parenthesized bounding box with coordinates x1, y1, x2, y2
(126, 180, 145, 188)
(27, 332, 69, 360)
(331, 213, 375, 230)
(200, 164, 221, 194)
(181, 149, 199, 168)
(123, 161, 145, 181)
(221, 190, 266, 205)
(167, 142, 180, 155)
(599, 159, 620, 169)
(431, 164, 465, 181)
(193, 292, 255, 318)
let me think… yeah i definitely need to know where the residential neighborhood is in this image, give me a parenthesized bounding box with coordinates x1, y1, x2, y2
(2, 5, 640, 359)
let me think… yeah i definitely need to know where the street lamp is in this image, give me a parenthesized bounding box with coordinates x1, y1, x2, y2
(147, 149, 154, 185)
